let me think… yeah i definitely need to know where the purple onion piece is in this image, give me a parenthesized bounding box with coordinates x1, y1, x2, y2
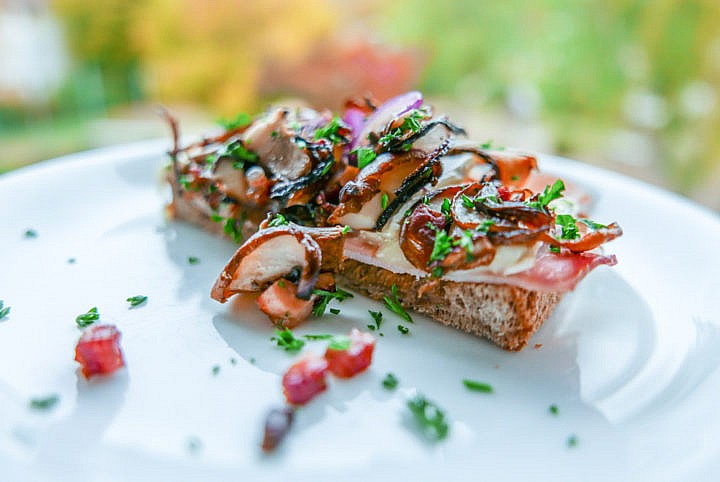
(261, 406, 295, 452)
(343, 107, 366, 149)
(352, 91, 424, 150)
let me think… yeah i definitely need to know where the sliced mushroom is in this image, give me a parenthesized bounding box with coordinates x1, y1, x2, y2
(243, 108, 312, 180)
(211, 226, 321, 302)
(212, 157, 247, 202)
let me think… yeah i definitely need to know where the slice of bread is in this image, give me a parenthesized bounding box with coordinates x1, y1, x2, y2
(339, 259, 562, 351)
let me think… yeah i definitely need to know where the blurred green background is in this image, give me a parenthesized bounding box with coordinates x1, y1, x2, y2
(1, 0, 719, 210)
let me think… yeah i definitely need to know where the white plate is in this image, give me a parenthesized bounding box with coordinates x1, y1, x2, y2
(1, 140, 719, 481)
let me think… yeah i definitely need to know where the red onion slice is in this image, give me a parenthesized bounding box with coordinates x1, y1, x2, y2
(352, 91, 424, 149)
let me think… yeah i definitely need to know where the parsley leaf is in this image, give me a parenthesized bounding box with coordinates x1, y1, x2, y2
(327, 335, 351, 351)
(378, 108, 427, 146)
(211, 365, 221, 376)
(303, 334, 333, 340)
(555, 214, 580, 240)
(526, 179, 565, 210)
(407, 394, 449, 441)
(549, 404, 559, 415)
(223, 216, 244, 244)
(219, 112, 252, 130)
(580, 219, 608, 230)
(271, 328, 305, 352)
(381, 192, 389, 210)
(382, 373, 399, 390)
(75, 307, 99, 328)
(440, 198, 452, 221)
(457, 230, 474, 260)
(549, 245, 561, 253)
(188, 256, 200, 265)
(368, 310, 383, 331)
(312, 288, 354, 317)
(314, 116, 346, 143)
(567, 434, 579, 448)
(476, 219, 495, 233)
(462, 379, 494, 393)
(383, 284, 413, 323)
(24, 229, 38, 239)
(126, 295, 147, 307)
(268, 214, 289, 227)
(461, 194, 475, 209)
(0, 301, 10, 321)
(29, 394, 59, 410)
(353, 147, 377, 169)
(397, 324, 410, 335)
(427, 224, 454, 263)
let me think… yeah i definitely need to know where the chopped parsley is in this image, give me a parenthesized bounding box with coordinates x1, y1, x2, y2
(126, 295, 148, 307)
(480, 140, 494, 149)
(353, 147, 377, 169)
(407, 394, 449, 441)
(219, 112, 252, 130)
(440, 198, 452, 220)
(341, 225, 351, 235)
(29, 394, 59, 410)
(457, 230, 475, 261)
(312, 288, 354, 317)
(268, 213, 289, 227)
(397, 324, 410, 335)
(427, 224, 454, 263)
(382, 372, 399, 390)
(566, 434, 578, 448)
(526, 179, 565, 210)
(549, 245, 561, 253)
(303, 334, 333, 340)
(211, 365, 221, 376)
(476, 219, 495, 233)
(75, 307, 99, 328)
(462, 379, 494, 393)
(431, 266, 444, 278)
(329, 308, 341, 315)
(0, 301, 9, 321)
(188, 256, 200, 265)
(223, 216, 244, 244)
(381, 192, 389, 210)
(314, 116, 346, 144)
(461, 194, 475, 209)
(226, 141, 258, 168)
(383, 284, 413, 323)
(511, 175, 520, 181)
(271, 328, 305, 352)
(580, 219, 608, 230)
(23, 229, 38, 239)
(327, 335, 351, 351)
(378, 108, 427, 146)
(549, 404, 559, 415)
(368, 310, 383, 331)
(555, 214, 580, 240)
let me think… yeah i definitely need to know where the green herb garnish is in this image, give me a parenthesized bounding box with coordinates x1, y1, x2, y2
(211, 365, 220, 376)
(476, 219, 495, 233)
(549, 404, 559, 415)
(24, 229, 38, 239)
(353, 147, 377, 169)
(268, 214, 289, 227)
(555, 214, 580, 240)
(126, 295, 148, 307)
(383, 284, 413, 323)
(526, 179, 565, 210)
(327, 335, 351, 351)
(566, 434, 578, 448)
(188, 256, 200, 265)
(382, 373, 399, 390)
(440, 198, 452, 220)
(341, 225, 351, 235)
(29, 394, 59, 410)
(0, 301, 10, 321)
(378, 108, 427, 146)
(407, 394, 449, 441)
(458, 230, 475, 260)
(381, 192, 389, 210)
(219, 112, 252, 130)
(397, 324, 410, 335)
(303, 334, 333, 340)
(580, 219, 608, 230)
(431, 266, 444, 278)
(427, 224, 454, 264)
(329, 308, 341, 315)
(461, 194, 475, 209)
(462, 379, 494, 393)
(549, 245, 561, 253)
(314, 116, 345, 144)
(271, 328, 305, 352)
(223, 216, 244, 244)
(368, 310, 383, 331)
(75, 307, 99, 328)
(312, 288, 354, 317)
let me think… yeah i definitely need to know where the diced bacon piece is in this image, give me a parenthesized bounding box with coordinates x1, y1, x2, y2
(282, 355, 329, 405)
(257, 280, 315, 328)
(74, 324, 125, 379)
(324, 329, 376, 378)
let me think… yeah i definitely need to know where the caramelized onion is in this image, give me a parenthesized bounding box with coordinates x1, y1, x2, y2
(398, 203, 447, 269)
(542, 222, 623, 252)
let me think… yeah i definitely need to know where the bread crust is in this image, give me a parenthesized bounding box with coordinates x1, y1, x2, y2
(338, 258, 562, 351)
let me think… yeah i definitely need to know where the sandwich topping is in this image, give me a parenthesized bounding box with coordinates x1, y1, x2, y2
(165, 91, 623, 327)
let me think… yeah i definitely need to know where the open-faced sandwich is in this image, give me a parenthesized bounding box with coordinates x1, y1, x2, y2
(163, 91, 622, 350)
